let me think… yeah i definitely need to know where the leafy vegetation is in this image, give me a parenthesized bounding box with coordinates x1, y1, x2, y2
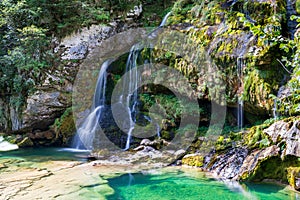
(0, 0, 111, 124)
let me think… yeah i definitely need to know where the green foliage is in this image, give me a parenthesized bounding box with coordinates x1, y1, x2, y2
(0, 0, 53, 109)
(277, 31, 300, 116)
(297, 0, 300, 14)
(244, 125, 271, 149)
(25, 0, 110, 37)
(140, 93, 202, 123)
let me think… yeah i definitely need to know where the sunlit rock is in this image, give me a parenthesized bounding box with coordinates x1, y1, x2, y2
(0, 136, 18, 151)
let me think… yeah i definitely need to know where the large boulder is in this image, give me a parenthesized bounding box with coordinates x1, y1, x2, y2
(22, 91, 70, 131)
(236, 145, 280, 180)
(264, 119, 300, 157)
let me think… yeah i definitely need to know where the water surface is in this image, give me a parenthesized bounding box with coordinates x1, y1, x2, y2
(0, 147, 90, 162)
(106, 170, 300, 200)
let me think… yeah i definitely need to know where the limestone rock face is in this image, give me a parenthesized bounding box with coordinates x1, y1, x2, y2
(236, 145, 280, 180)
(55, 25, 115, 60)
(207, 148, 248, 179)
(283, 121, 300, 157)
(6, 23, 120, 139)
(263, 120, 290, 143)
(264, 120, 300, 157)
(22, 91, 69, 131)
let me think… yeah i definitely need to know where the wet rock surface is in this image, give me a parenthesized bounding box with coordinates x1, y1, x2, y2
(182, 118, 300, 191)
(0, 159, 119, 200)
(206, 148, 248, 179)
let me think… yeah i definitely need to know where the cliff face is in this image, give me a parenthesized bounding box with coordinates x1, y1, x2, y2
(168, 0, 299, 190)
(0, 4, 145, 146)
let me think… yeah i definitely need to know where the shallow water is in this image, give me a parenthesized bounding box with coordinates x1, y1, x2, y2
(1, 149, 299, 200)
(0, 147, 90, 162)
(105, 170, 300, 200)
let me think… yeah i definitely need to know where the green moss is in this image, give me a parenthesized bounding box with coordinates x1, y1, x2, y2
(215, 135, 233, 151)
(297, 0, 300, 14)
(243, 69, 279, 112)
(161, 130, 171, 140)
(244, 156, 300, 183)
(53, 107, 76, 144)
(243, 126, 271, 149)
(17, 137, 34, 147)
(287, 167, 300, 190)
(182, 154, 204, 167)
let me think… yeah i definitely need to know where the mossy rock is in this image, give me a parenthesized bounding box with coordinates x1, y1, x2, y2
(53, 108, 76, 144)
(297, 0, 300, 14)
(17, 137, 34, 147)
(215, 135, 233, 151)
(287, 167, 300, 191)
(243, 126, 271, 149)
(182, 153, 204, 167)
(242, 154, 300, 183)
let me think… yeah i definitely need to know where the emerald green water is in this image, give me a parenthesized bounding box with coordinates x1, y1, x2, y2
(1, 149, 299, 199)
(106, 171, 300, 200)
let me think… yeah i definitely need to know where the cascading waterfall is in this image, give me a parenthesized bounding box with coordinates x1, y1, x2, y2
(121, 43, 141, 150)
(237, 57, 244, 130)
(159, 12, 172, 27)
(72, 59, 112, 150)
(122, 11, 171, 149)
(74, 12, 171, 150)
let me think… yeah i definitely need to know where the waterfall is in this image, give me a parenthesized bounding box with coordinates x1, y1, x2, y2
(74, 12, 171, 150)
(156, 123, 161, 138)
(273, 99, 278, 120)
(93, 59, 112, 109)
(159, 12, 171, 27)
(73, 59, 112, 150)
(117, 12, 171, 150)
(121, 43, 141, 150)
(237, 57, 244, 130)
(144, 115, 161, 138)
